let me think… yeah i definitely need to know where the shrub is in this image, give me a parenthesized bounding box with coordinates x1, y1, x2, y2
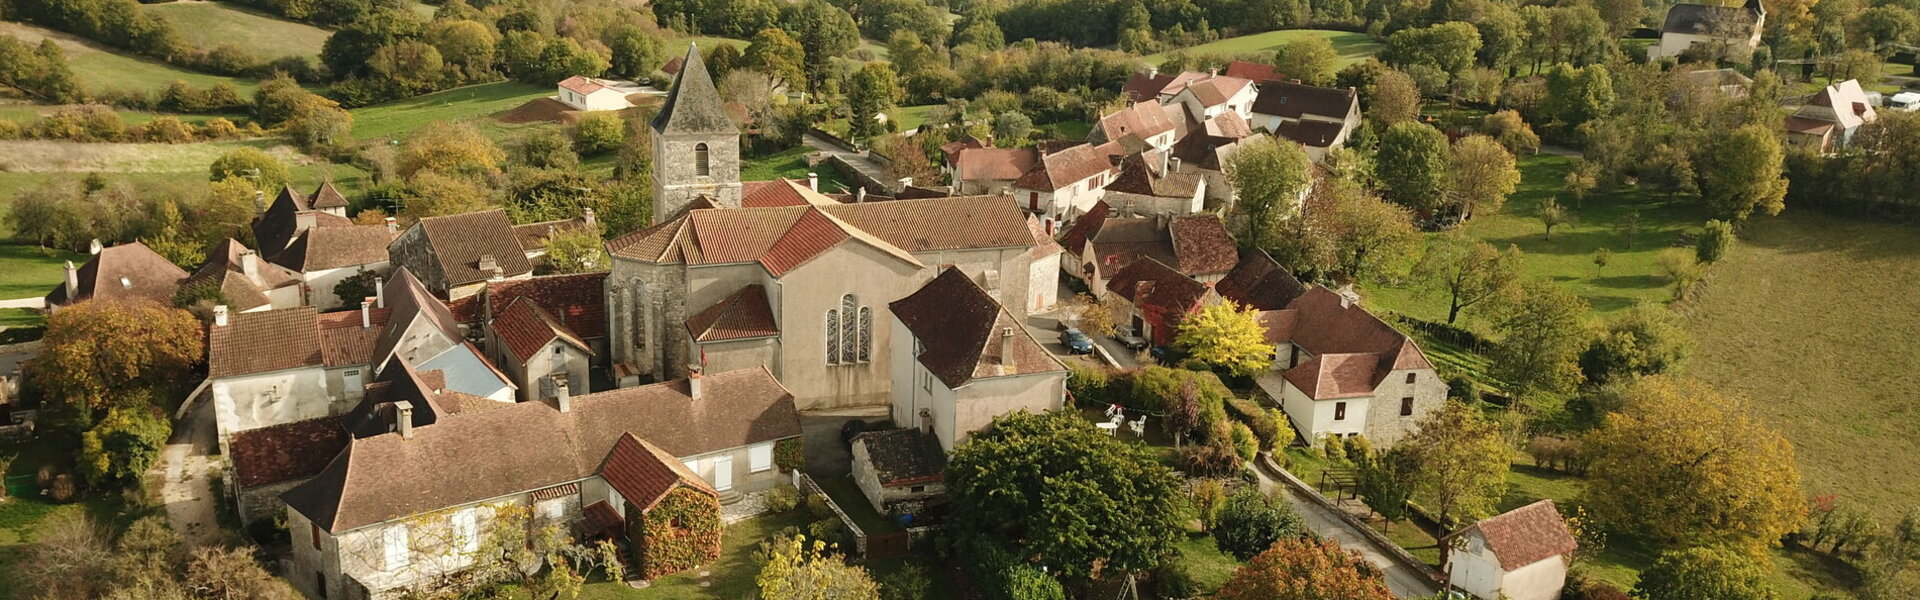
(1067, 363, 1114, 405)
(1527, 435, 1582, 473)
(49, 473, 77, 503)
(1179, 444, 1242, 477)
(765, 485, 800, 514)
(1230, 422, 1257, 461)
(1345, 435, 1374, 462)
(198, 118, 241, 140)
(1192, 479, 1226, 531)
(573, 112, 627, 154)
(1267, 408, 1296, 448)
(1563, 572, 1631, 600)
(1225, 399, 1279, 450)
(775, 437, 805, 472)
(1152, 560, 1197, 599)
(997, 563, 1066, 600)
(878, 562, 933, 600)
(1321, 434, 1347, 462)
(808, 517, 852, 550)
(806, 493, 836, 519)
(1213, 488, 1304, 561)
(1697, 219, 1734, 264)
(136, 117, 196, 144)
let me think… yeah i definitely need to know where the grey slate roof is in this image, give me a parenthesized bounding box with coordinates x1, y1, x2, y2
(651, 44, 738, 136)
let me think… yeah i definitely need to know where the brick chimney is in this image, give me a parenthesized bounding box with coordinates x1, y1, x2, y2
(687, 365, 703, 399)
(361, 297, 377, 329)
(213, 304, 229, 327)
(239, 249, 261, 284)
(394, 401, 414, 439)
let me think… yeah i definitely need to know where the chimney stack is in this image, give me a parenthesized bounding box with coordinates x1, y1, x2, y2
(1337, 283, 1360, 309)
(362, 297, 376, 329)
(394, 401, 414, 439)
(213, 304, 229, 327)
(1209, 68, 1219, 77)
(63, 260, 77, 300)
(1169, 157, 1182, 173)
(384, 216, 398, 234)
(1000, 327, 1016, 369)
(554, 375, 571, 413)
(374, 277, 385, 308)
(687, 366, 703, 399)
(88, 239, 102, 255)
(240, 250, 261, 284)
(254, 190, 266, 214)
(807, 172, 819, 192)
(855, 187, 867, 203)
(582, 207, 597, 226)
(1148, 66, 1158, 78)
(478, 254, 501, 279)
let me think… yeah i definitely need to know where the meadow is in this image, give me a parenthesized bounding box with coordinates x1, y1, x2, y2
(1146, 29, 1382, 66)
(145, 2, 333, 61)
(0, 21, 263, 96)
(349, 82, 554, 140)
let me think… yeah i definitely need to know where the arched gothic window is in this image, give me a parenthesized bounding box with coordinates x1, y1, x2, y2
(695, 143, 710, 177)
(857, 307, 872, 363)
(825, 309, 840, 365)
(827, 295, 872, 364)
(839, 295, 858, 362)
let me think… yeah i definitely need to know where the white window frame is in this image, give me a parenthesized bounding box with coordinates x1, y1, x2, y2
(383, 524, 409, 571)
(749, 442, 774, 473)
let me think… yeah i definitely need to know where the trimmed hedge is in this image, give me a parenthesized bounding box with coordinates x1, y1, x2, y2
(1224, 398, 1281, 450)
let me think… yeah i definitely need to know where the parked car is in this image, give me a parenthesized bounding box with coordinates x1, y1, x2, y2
(1058, 328, 1094, 354)
(1114, 326, 1148, 350)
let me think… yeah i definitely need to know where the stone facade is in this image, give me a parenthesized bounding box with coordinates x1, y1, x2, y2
(653, 131, 742, 217)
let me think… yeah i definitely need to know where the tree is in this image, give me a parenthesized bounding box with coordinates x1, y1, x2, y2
(572, 112, 627, 155)
(398, 121, 505, 179)
(1176, 302, 1275, 376)
(1537, 197, 1571, 240)
(428, 19, 500, 75)
(1593, 247, 1612, 277)
(76, 406, 170, 488)
(334, 269, 380, 308)
(1488, 280, 1589, 399)
(1275, 178, 1421, 283)
(1401, 401, 1513, 528)
(990, 111, 1033, 146)
(1225, 136, 1312, 249)
(1543, 63, 1614, 128)
(1449, 135, 1520, 219)
(1066, 292, 1117, 337)
(1356, 447, 1416, 530)
(1632, 545, 1780, 600)
(947, 411, 1185, 581)
(30, 300, 203, 420)
(1166, 380, 1201, 448)
(515, 128, 579, 170)
(402, 170, 497, 219)
(1656, 248, 1701, 300)
(1696, 219, 1733, 263)
(544, 225, 609, 274)
(1579, 303, 1692, 384)
(847, 62, 899, 140)
(1368, 68, 1422, 126)
(184, 546, 301, 600)
(1849, 7, 1919, 56)
(1376, 122, 1452, 212)
(1383, 21, 1483, 77)
(744, 28, 806, 89)
(783, 0, 860, 93)
(1213, 488, 1305, 561)
(1483, 110, 1540, 155)
(1415, 233, 1523, 324)
(757, 535, 883, 600)
(1216, 538, 1396, 600)
(32, 40, 83, 104)
(1586, 376, 1806, 551)
(1275, 36, 1339, 85)
(208, 148, 289, 192)
(1696, 124, 1787, 220)
(606, 24, 664, 80)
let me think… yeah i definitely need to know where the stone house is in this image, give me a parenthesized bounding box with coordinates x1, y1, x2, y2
(1103, 154, 1208, 217)
(1254, 286, 1445, 447)
(467, 272, 609, 384)
(282, 368, 800, 600)
(1103, 257, 1218, 348)
(206, 303, 388, 457)
(387, 210, 534, 301)
(1445, 500, 1577, 600)
(888, 268, 1068, 452)
(1787, 79, 1877, 153)
(1090, 101, 1181, 153)
(947, 146, 1039, 195)
(1168, 132, 1246, 207)
(44, 240, 188, 310)
(227, 416, 350, 525)
(1250, 81, 1363, 162)
(1023, 215, 1063, 313)
(1057, 205, 1239, 294)
(1167, 74, 1257, 122)
(270, 223, 397, 311)
(187, 239, 306, 313)
(1009, 143, 1117, 220)
(849, 428, 948, 519)
(488, 296, 595, 403)
(1648, 0, 1765, 63)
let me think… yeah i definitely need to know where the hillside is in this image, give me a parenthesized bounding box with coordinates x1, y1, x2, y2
(0, 21, 262, 95)
(1147, 29, 1381, 66)
(145, 2, 334, 61)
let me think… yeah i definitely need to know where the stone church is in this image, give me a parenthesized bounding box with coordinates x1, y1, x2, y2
(603, 46, 1050, 410)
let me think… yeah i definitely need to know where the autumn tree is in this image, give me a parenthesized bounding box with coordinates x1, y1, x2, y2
(1176, 302, 1275, 376)
(1212, 488, 1305, 561)
(1696, 124, 1787, 220)
(1401, 401, 1513, 528)
(544, 225, 610, 274)
(743, 28, 805, 89)
(757, 535, 883, 600)
(1368, 68, 1422, 126)
(1632, 545, 1779, 600)
(1275, 36, 1339, 85)
(1376, 122, 1452, 212)
(1216, 538, 1396, 600)
(31, 300, 204, 420)
(1579, 303, 1692, 384)
(402, 170, 497, 219)
(1416, 233, 1523, 324)
(1483, 110, 1540, 155)
(1656, 248, 1701, 300)
(1226, 136, 1312, 249)
(208, 147, 290, 192)
(1489, 280, 1590, 400)
(1065, 292, 1117, 337)
(397, 121, 505, 179)
(1537, 197, 1572, 240)
(1450, 135, 1521, 219)
(1585, 376, 1807, 551)
(1272, 178, 1420, 283)
(947, 411, 1184, 581)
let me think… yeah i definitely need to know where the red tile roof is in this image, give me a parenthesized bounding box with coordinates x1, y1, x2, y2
(601, 433, 717, 513)
(1105, 154, 1204, 199)
(955, 147, 1039, 182)
(1223, 60, 1280, 83)
(209, 307, 324, 379)
(1123, 71, 1179, 103)
(483, 272, 609, 339)
(890, 268, 1065, 388)
(1182, 75, 1253, 107)
(611, 196, 1034, 270)
(1096, 101, 1178, 145)
(493, 296, 593, 364)
(1217, 250, 1306, 311)
(44, 242, 189, 307)
(274, 226, 395, 272)
(1282, 352, 1383, 400)
(311, 181, 349, 209)
(1058, 201, 1112, 254)
(1168, 215, 1238, 275)
(741, 179, 817, 207)
(229, 417, 349, 488)
(317, 308, 390, 367)
(558, 75, 607, 96)
(405, 210, 534, 287)
(685, 284, 779, 342)
(1105, 257, 1211, 315)
(1013, 143, 1113, 192)
(1204, 111, 1254, 138)
(1463, 500, 1577, 571)
(761, 209, 852, 276)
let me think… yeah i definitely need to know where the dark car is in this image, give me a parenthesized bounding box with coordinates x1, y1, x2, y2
(1058, 328, 1095, 354)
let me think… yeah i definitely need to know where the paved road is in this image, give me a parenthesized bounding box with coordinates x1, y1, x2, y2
(1251, 460, 1443, 598)
(158, 398, 222, 547)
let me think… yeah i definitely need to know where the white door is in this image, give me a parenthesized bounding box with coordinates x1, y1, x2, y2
(712, 455, 733, 491)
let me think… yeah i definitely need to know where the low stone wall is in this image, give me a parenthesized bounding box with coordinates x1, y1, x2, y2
(824, 154, 899, 197)
(1258, 452, 1445, 585)
(792, 472, 870, 557)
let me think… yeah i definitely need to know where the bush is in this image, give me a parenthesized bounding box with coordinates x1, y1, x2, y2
(1178, 444, 1242, 477)
(1225, 399, 1279, 450)
(1067, 363, 1115, 405)
(1230, 423, 1257, 461)
(573, 112, 627, 154)
(808, 517, 850, 549)
(199, 118, 241, 140)
(775, 437, 805, 472)
(805, 493, 836, 519)
(765, 485, 800, 514)
(997, 563, 1066, 600)
(1345, 435, 1374, 462)
(1213, 488, 1304, 561)
(49, 473, 77, 503)
(878, 562, 933, 600)
(1563, 572, 1631, 600)
(1321, 434, 1347, 462)
(1152, 560, 1197, 599)
(1192, 479, 1226, 531)
(1697, 219, 1733, 264)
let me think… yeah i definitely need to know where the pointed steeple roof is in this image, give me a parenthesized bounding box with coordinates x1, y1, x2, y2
(651, 43, 738, 136)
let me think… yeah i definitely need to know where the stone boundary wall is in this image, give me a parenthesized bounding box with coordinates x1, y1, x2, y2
(792, 471, 870, 557)
(1258, 452, 1445, 585)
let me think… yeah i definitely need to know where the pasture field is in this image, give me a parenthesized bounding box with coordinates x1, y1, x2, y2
(0, 21, 262, 95)
(145, 2, 333, 61)
(1147, 29, 1382, 66)
(349, 82, 553, 140)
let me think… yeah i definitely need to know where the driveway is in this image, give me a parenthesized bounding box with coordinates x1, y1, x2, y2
(158, 398, 222, 547)
(1252, 460, 1442, 598)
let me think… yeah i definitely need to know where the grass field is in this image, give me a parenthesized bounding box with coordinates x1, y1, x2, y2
(349, 82, 553, 140)
(1681, 211, 1920, 525)
(1147, 29, 1382, 67)
(0, 104, 243, 126)
(0, 245, 78, 299)
(0, 138, 300, 173)
(741, 146, 856, 192)
(145, 2, 333, 61)
(566, 510, 809, 599)
(1366, 154, 1713, 331)
(0, 21, 262, 96)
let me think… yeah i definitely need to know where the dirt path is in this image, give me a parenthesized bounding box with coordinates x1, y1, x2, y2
(158, 398, 222, 547)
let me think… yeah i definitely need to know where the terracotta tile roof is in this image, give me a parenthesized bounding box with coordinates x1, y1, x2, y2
(1274, 119, 1349, 148)
(853, 428, 946, 486)
(890, 268, 1065, 388)
(608, 214, 695, 263)
(406, 210, 534, 287)
(558, 75, 608, 96)
(1058, 201, 1111, 255)
(229, 417, 349, 488)
(686, 284, 779, 342)
(208, 307, 324, 379)
(1216, 250, 1305, 311)
(1182, 75, 1253, 107)
(613, 196, 1033, 268)
(186, 239, 303, 311)
(601, 433, 717, 513)
(44, 242, 189, 307)
(652, 45, 737, 136)
(287, 368, 800, 533)
(1087, 217, 1179, 276)
(311, 181, 349, 210)
(273, 225, 394, 272)
(317, 308, 389, 367)
(1252, 81, 1357, 120)
(512, 216, 593, 252)
(955, 147, 1039, 182)
(1105, 154, 1204, 199)
(1462, 500, 1577, 571)
(1796, 79, 1876, 130)
(1254, 309, 1297, 344)
(1204, 111, 1254, 138)
(1013, 143, 1113, 192)
(1026, 215, 1062, 259)
(1279, 286, 1431, 371)
(1104, 257, 1212, 315)
(661, 56, 683, 76)
(940, 135, 986, 162)
(1123, 71, 1179, 103)
(1169, 133, 1242, 171)
(1096, 101, 1178, 144)
(483, 272, 609, 339)
(1784, 115, 1836, 136)
(741, 179, 818, 207)
(494, 296, 594, 364)
(1224, 60, 1280, 83)
(820, 196, 1034, 252)
(1168, 215, 1238, 275)
(447, 294, 483, 325)
(1282, 352, 1383, 400)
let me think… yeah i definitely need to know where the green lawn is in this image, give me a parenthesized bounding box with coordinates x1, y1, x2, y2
(1365, 154, 1714, 330)
(568, 511, 809, 599)
(349, 82, 554, 140)
(0, 21, 263, 96)
(741, 146, 855, 192)
(811, 473, 902, 534)
(145, 2, 333, 61)
(1173, 533, 1241, 592)
(0, 245, 83, 300)
(1147, 29, 1382, 67)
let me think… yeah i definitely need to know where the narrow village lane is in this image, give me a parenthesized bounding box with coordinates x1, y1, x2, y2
(158, 398, 222, 547)
(1252, 460, 1443, 599)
